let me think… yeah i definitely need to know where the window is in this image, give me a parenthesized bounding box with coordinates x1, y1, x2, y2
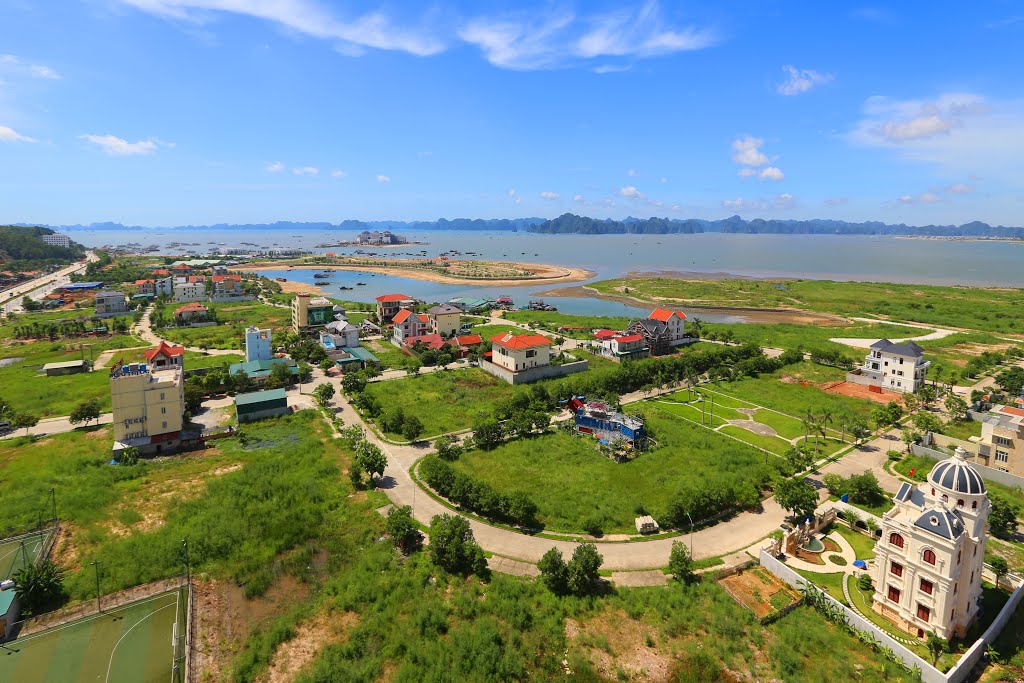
(890, 533, 905, 548)
(161, 421, 167, 429)
(931, 487, 935, 496)
(972, 500, 978, 510)
(957, 550, 961, 564)
(917, 604, 931, 622)
(888, 586, 901, 603)
(161, 407, 166, 414)
(941, 494, 949, 503)
(160, 392, 165, 400)
(891, 561, 904, 577)
(995, 450, 1009, 463)
(957, 499, 965, 508)
(994, 436, 1013, 447)
(920, 578, 933, 595)
(923, 549, 936, 565)
(526, 349, 536, 358)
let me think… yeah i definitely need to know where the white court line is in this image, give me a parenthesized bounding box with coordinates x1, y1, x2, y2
(170, 589, 181, 683)
(10, 592, 177, 645)
(105, 602, 176, 683)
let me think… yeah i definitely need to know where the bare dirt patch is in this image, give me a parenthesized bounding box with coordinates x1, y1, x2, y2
(821, 380, 903, 405)
(566, 608, 672, 682)
(261, 611, 358, 683)
(49, 522, 80, 571)
(718, 566, 801, 620)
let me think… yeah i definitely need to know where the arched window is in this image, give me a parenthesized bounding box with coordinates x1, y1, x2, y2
(941, 494, 949, 503)
(957, 499, 965, 508)
(972, 500, 978, 510)
(931, 487, 935, 496)
(923, 549, 936, 565)
(890, 533, 905, 548)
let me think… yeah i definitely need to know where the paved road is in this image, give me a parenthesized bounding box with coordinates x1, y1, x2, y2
(830, 318, 959, 348)
(0, 251, 98, 316)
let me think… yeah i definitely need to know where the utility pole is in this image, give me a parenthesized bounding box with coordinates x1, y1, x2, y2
(686, 511, 694, 558)
(91, 560, 102, 612)
(182, 538, 190, 585)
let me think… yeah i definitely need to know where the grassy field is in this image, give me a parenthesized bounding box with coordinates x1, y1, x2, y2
(0, 334, 146, 416)
(940, 419, 983, 440)
(501, 310, 634, 338)
(449, 409, 776, 533)
(158, 300, 291, 349)
(362, 338, 410, 369)
(0, 587, 186, 683)
(701, 320, 920, 354)
(364, 368, 510, 437)
(590, 276, 1024, 335)
(831, 524, 876, 560)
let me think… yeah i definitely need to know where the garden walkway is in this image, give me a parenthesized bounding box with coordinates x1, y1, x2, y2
(829, 317, 959, 348)
(779, 530, 858, 574)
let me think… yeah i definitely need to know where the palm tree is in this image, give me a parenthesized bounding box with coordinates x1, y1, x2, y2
(819, 409, 834, 441)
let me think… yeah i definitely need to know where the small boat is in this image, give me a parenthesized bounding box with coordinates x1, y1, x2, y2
(356, 282, 367, 286)
(314, 273, 331, 279)
(339, 286, 353, 290)
(275, 277, 287, 282)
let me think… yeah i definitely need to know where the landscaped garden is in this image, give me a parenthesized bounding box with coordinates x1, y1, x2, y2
(444, 409, 783, 534)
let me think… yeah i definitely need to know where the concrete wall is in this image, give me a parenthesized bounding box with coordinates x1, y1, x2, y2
(479, 358, 589, 385)
(237, 405, 290, 423)
(911, 444, 1024, 490)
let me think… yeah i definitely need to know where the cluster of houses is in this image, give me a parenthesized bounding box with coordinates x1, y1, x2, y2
(291, 292, 380, 371)
(357, 230, 407, 245)
(133, 262, 252, 305)
(590, 308, 691, 361)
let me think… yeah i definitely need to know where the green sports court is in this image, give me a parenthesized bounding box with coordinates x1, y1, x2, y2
(0, 529, 53, 581)
(0, 587, 188, 683)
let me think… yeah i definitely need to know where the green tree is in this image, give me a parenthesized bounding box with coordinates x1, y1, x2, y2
(118, 446, 140, 466)
(785, 445, 813, 473)
(927, 633, 947, 666)
(901, 430, 919, 453)
(944, 394, 969, 422)
(472, 417, 504, 450)
(668, 540, 694, 583)
(996, 367, 1024, 396)
(538, 547, 568, 595)
(385, 505, 421, 552)
(848, 419, 871, 444)
(318, 358, 336, 372)
(13, 411, 38, 436)
(312, 382, 335, 407)
(774, 478, 818, 519)
(990, 556, 1009, 588)
(68, 397, 102, 426)
(503, 490, 538, 527)
(989, 496, 1019, 539)
(428, 513, 487, 576)
(401, 415, 424, 442)
(912, 411, 942, 435)
(341, 372, 367, 394)
(435, 434, 463, 461)
(847, 471, 885, 506)
(265, 361, 293, 389)
(183, 384, 204, 414)
(14, 558, 66, 614)
(567, 543, 603, 595)
(355, 441, 387, 485)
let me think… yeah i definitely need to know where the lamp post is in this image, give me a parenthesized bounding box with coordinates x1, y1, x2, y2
(91, 560, 102, 612)
(182, 538, 190, 586)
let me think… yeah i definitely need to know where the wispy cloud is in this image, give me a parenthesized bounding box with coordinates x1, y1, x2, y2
(0, 54, 61, 80)
(898, 192, 943, 204)
(539, 191, 559, 199)
(848, 93, 988, 145)
(265, 161, 284, 173)
(776, 65, 832, 96)
(331, 169, 346, 178)
(79, 133, 171, 155)
(573, 193, 585, 202)
(617, 186, 644, 199)
(116, 0, 444, 57)
(722, 193, 795, 211)
(376, 174, 391, 183)
(292, 166, 319, 176)
(459, 1, 716, 70)
(824, 197, 849, 206)
(945, 183, 974, 195)
(592, 64, 631, 74)
(0, 125, 36, 143)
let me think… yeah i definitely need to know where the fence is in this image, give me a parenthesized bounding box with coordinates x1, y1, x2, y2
(479, 357, 589, 385)
(910, 444, 1024, 490)
(759, 549, 1024, 683)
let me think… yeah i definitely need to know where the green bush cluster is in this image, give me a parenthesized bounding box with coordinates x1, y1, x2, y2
(420, 455, 538, 527)
(662, 463, 780, 529)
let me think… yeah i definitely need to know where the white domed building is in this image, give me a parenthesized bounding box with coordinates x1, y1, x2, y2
(872, 447, 990, 639)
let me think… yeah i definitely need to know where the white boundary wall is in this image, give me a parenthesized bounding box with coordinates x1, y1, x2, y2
(759, 550, 1024, 683)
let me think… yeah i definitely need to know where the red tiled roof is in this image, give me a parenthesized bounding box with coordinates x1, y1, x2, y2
(134, 279, 154, 285)
(999, 406, 1024, 418)
(612, 334, 643, 343)
(172, 263, 191, 270)
(404, 333, 446, 350)
(594, 329, 619, 339)
(375, 293, 413, 302)
(145, 341, 185, 361)
(174, 302, 208, 314)
(455, 333, 484, 346)
(392, 308, 414, 323)
(490, 332, 552, 349)
(152, 269, 170, 276)
(212, 275, 241, 282)
(648, 308, 686, 322)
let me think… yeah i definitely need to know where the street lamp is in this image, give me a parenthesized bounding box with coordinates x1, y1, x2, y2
(182, 538, 190, 585)
(685, 511, 694, 558)
(91, 560, 102, 612)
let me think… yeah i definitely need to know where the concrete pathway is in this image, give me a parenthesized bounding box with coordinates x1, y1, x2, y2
(829, 317, 959, 349)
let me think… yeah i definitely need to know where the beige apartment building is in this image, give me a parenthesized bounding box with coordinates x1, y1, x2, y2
(977, 405, 1024, 476)
(110, 360, 184, 454)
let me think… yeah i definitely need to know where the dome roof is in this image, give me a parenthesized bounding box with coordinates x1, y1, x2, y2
(928, 447, 986, 495)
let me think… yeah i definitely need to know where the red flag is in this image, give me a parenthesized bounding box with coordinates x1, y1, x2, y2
(909, 467, 915, 477)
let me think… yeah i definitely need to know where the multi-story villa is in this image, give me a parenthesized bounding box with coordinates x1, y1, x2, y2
(94, 290, 128, 318)
(245, 326, 273, 362)
(110, 359, 185, 455)
(292, 293, 334, 333)
(976, 404, 1024, 475)
(375, 293, 416, 323)
(847, 339, 930, 393)
(427, 303, 462, 337)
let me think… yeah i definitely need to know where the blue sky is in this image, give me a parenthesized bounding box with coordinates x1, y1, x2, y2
(1, 1, 1023, 226)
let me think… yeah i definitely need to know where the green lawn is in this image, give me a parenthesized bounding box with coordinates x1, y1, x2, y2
(745, 407, 807, 440)
(590, 276, 1024, 335)
(0, 334, 146, 416)
(831, 525, 876, 560)
(940, 419, 983, 441)
(500, 310, 633, 339)
(448, 409, 778, 533)
(700, 321, 920, 360)
(184, 351, 244, 370)
(795, 568, 847, 604)
(650, 397, 739, 427)
(157, 300, 291, 349)
(364, 368, 510, 437)
(464, 323, 530, 341)
(363, 339, 411, 370)
(718, 425, 791, 455)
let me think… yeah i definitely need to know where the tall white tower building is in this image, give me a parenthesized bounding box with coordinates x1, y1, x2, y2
(245, 325, 272, 362)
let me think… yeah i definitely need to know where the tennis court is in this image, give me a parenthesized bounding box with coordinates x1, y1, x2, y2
(0, 529, 53, 580)
(0, 587, 188, 683)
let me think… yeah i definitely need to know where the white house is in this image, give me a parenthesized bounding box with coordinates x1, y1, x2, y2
(324, 320, 360, 348)
(599, 333, 650, 361)
(848, 339, 930, 393)
(154, 276, 175, 298)
(627, 308, 688, 355)
(41, 232, 71, 248)
(489, 332, 552, 373)
(873, 448, 990, 639)
(245, 325, 273, 362)
(391, 308, 430, 345)
(94, 290, 128, 318)
(173, 280, 206, 303)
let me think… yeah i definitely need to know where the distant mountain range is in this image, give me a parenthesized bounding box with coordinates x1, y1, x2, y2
(19, 214, 1024, 238)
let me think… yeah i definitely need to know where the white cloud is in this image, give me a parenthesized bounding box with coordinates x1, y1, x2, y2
(513, 196, 522, 205)
(573, 193, 585, 202)
(376, 174, 391, 183)
(292, 166, 319, 176)
(848, 93, 989, 145)
(617, 185, 644, 199)
(331, 169, 346, 178)
(116, 0, 445, 57)
(627, 168, 637, 177)
(459, 1, 716, 70)
(592, 64, 631, 74)
(897, 192, 944, 204)
(722, 197, 749, 210)
(776, 65, 832, 96)
(919, 192, 942, 203)
(731, 136, 771, 167)
(79, 133, 168, 155)
(507, 188, 517, 197)
(721, 194, 796, 211)
(0, 54, 61, 80)
(0, 125, 36, 143)
(659, 177, 668, 184)
(758, 166, 784, 181)
(265, 161, 284, 172)
(898, 194, 915, 204)
(539, 191, 559, 199)
(945, 183, 974, 195)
